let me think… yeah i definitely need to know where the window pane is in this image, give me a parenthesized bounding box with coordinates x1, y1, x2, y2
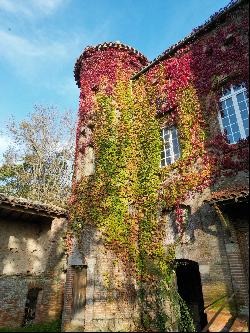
(161, 159, 166, 167)
(173, 140, 180, 155)
(165, 148, 171, 156)
(243, 118, 249, 129)
(233, 132, 241, 143)
(231, 123, 239, 133)
(241, 109, 248, 119)
(161, 151, 165, 159)
(219, 84, 248, 143)
(223, 124, 232, 134)
(238, 101, 248, 112)
(243, 91, 249, 102)
(233, 84, 244, 92)
(164, 141, 170, 149)
(166, 158, 171, 165)
(222, 117, 229, 126)
(236, 92, 245, 103)
(174, 153, 180, 161)
(227, 106, 235, 116)
(164, 133, 170, 141)
(243, 119, 249, 133)
(225, 98, 233, 108)
(236, 87, 249, 138)
(173, 139, 179, 150)
(220, 100, 226, 109)
(228, 114, 237, 124)
(171, 127, 178, 139)
(228, 135, 234, 143)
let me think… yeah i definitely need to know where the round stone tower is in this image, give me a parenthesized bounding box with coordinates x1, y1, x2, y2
(73, 41, 148, 185)
(62, 42, 148, 332)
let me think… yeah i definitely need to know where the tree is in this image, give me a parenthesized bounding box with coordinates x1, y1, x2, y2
(0, 105, 76, 207)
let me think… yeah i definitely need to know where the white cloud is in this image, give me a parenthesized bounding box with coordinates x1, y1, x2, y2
(0, 30, 44, 58)
(0, 30, 76, 77)
(0, 23, 110, 88)
(0, 0, 66, 17)
(32, 0, 66, 15)
(0, 11, 111, 96)
(0, 30, 70, 58)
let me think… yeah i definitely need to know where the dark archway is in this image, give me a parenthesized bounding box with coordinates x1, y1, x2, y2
(22, 288, 41, 326)
(175, 259, 208, 331)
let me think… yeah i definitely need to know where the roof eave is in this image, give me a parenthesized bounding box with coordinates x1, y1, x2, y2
(131, 0, 247, 80)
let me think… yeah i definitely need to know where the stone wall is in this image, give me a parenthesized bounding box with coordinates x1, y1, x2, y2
(62, 226, 140, 332)
(64, 43, 152, 332)
(0, 217, 51, 275)
(164, 185, 248, 319)
(169, 190, 234, 307)
(0, 215, 67, 328)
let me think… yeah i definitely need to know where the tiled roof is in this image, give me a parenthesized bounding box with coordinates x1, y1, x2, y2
(0, 193, 67, 217)
(132, 0, 246, 79)
(204, 186, 249, 204)
(74, 41, 149, 87)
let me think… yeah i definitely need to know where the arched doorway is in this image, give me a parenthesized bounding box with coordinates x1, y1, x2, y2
(175, 259, 208, 331)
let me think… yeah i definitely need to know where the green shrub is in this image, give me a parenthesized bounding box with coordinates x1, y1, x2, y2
(0, 320, 61, 332)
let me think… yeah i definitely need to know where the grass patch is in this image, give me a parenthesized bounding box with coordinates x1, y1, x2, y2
(0, 320, 61, 332)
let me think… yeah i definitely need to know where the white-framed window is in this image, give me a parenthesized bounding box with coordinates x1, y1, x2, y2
(161, 126, 181, 167)
(218, 83, 249, 144)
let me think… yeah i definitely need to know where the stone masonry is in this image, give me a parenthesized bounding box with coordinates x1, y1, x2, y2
(0, 194, 67, 328)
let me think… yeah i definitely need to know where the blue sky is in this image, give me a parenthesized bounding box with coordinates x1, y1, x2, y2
(0, 0, 230, 155)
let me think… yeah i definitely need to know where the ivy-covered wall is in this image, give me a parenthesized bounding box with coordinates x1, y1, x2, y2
(141, 0, 249, 321)
(63, 0, 249, 331)
(144, 0, 249, 218)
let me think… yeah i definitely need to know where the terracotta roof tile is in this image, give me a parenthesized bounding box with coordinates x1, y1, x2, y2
(204, 186, 249, 204)
(74, 41, 149, 87)
(0, 193, 67, 217)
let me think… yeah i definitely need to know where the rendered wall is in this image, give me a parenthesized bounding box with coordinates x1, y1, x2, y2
(0, 215, 67, 328)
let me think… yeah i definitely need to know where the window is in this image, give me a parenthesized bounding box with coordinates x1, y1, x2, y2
(161, 126, 181, 167)
(218, 83, 249, 144)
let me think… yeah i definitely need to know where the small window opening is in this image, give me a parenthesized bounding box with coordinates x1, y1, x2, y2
(203, 45, 213, 56)
(22, 288, 41, 326)
(224, 34, 235, 46)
